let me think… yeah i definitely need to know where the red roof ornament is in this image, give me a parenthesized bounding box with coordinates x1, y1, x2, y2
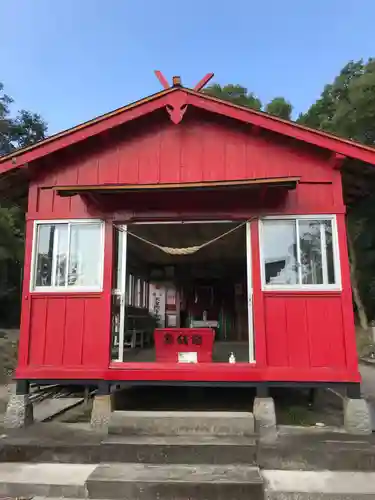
(154, 70, 214, 91)
(154, 70, 214, 124)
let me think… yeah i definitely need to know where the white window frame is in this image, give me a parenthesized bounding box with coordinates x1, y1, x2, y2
(30, 219, 105, 293)
(259, 214, 342, 291)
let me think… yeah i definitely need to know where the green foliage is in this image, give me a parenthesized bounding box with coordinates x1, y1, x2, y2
(297, 58, 375, 324)
(203, 83, 292, 119)
(298, 59, 375, 146)
(204, 83, 262, 110)
(265, 97, 292, 120)
(0, 204, 24, 261)
(0, 81, 47, 326)
(0, 82, 47, 156)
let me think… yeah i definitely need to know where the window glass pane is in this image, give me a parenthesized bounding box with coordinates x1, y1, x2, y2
(35, 224, 55, 286)
(324, 220, 336, 284)
(299, 220, 323, 285)
(54, 225, 69, 286)
(68, 223, 102, 287)
(262, 220, 298, 285)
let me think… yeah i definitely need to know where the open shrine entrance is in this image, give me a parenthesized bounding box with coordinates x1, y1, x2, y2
(110, 221, 254, 364)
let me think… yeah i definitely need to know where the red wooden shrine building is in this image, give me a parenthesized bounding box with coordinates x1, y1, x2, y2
(2, 71, 375, 402)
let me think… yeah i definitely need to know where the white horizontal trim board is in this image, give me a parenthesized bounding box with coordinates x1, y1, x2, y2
(263, 470, 375, 494)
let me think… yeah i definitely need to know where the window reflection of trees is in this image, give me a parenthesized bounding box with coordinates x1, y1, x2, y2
(263, 219, 336, 286)
(299, 221, 323, 285)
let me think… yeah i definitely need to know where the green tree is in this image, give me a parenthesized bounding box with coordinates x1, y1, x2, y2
(265, 97, 293, 120)
(203, 83, 293, 119)
(0, 81, 47, 326)
(298, 59, 375, 330)
(0, 82, 47, 155)
(297, 59, 375, 145)
(203, 83, 262, 110)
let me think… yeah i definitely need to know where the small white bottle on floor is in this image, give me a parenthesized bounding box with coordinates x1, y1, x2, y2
(229, 352, 236, 364)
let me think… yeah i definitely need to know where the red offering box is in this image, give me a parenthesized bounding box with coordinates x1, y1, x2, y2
(154, 328, 215, 363)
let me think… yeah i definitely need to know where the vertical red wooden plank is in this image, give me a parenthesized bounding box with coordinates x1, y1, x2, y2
(82, 299, 107, 366)
(285, 298, 310, 368)
(159, 127, 181, 183)
(43, 298, 66, 366)
(251, 221, 267, 366)
(225, 129, 246, 180)
(264, 297, 289, 366)
(307, 297, 331, 367)
(137, 132, 160, 184)
(52, 192, 71, 218)
(201, 123, 225, 182)
(39, 189, 54, 217)
(69, 194, 91, 218)
(180, 124, 203, 183)
(118, 140, 139, 184)
(17, 219, 34, 367)
(77, 156, 99, 185)
(336, 213, 358, 370)
(55, 156, 79, 217)
(98, 143, 120, 184)
(28, 298, 47, 366)
(63, 298, 85, 366)
(324, 298, 346, 368)
(331, 170, 345, 211)
(246, 136, 267, 179)
(27, 184, 39, 217)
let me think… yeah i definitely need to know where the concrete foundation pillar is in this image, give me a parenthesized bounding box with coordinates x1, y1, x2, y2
(90, 394, 114, 431)
(253, 396, 277, 442)
(344, 397, 372, 435)
(4, 394, 34, 429)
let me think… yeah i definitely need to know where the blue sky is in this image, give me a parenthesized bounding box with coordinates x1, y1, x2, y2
(1, 0, 374, 135)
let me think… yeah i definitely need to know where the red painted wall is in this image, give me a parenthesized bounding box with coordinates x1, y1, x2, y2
(17, 110, 358, 382)
(28, 112, 343, 219)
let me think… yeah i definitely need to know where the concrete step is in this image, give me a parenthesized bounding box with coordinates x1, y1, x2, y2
(258, 433, 375, 471)
(100, 434, 257, 464)
(108, 410, 255, 436)
(86, 462, 264, 500)
(0, 462, 96, 498)
(0, 462, 264, 500)
(0, 434, 257, 465)
(263, 469, 375, 498)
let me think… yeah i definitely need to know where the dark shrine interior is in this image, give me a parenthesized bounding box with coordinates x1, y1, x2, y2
(111, 222, 250, 363)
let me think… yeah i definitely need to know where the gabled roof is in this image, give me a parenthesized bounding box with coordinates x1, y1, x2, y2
(2, 84, 375, 175)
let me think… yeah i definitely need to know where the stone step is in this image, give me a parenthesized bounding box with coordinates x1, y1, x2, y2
(0, 462, 96, 498)
(108, 410, 255, 436)
(0, 462, 264, 500)
(263, 469, 375, 498)
(0, 434, 257, 465)
(100, 434, 257, 464)
(86, 462, 264, 500)
(258, 433, 375, 471)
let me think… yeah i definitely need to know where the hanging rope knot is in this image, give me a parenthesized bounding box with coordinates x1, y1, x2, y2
(126, 217, 257, 255)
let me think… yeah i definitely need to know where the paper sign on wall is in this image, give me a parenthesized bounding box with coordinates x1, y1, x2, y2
(149, 283, 166, 328)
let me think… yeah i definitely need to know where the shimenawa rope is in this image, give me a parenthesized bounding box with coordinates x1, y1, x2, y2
(124, 217, 257, 255)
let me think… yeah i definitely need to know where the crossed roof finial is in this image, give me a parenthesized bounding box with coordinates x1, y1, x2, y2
(154, 70, 214, 91)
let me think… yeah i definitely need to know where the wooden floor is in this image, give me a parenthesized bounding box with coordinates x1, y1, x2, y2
(120, 341, 250, 363)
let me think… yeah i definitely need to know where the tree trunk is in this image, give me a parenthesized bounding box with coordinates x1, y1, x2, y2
(347, 227, 368, 331)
